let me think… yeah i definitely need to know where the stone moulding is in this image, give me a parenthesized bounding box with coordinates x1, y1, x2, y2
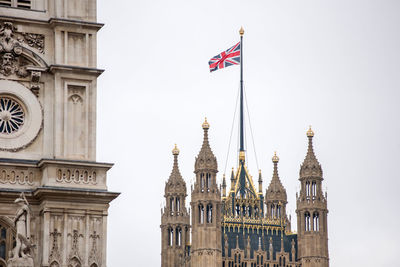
(0, 158, 113, 190)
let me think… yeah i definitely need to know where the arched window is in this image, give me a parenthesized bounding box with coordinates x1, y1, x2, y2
(176, 197, 180, 213)
(277, 206, 281, 218)
(168, 227, 173, 246)
(236, 204, 241, 217)
(206, 204, 213, 223)
(312, 181, 317, 197)
(50, 261, 60, 267)
(305, 181, 310, 197)
(176, 227, 182, 246)
(313, 212, 319, 231)
(271, 204, 275, 218)
(0, 220, 15, 265)
(206, 173, 211, 192)
(170, 197, 174, 213)
(200, 173, 205, 192)
(304, 212, 311, 231)
(199, 204, 204, 224)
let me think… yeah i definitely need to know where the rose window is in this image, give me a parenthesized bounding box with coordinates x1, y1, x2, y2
(0, 97, 24, 134)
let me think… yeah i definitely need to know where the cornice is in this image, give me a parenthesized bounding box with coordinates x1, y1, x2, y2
(0, 16, 103, 30)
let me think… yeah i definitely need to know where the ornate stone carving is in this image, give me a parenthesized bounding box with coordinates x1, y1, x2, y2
(30, 71, 41, 97)
(68, 230, 83, 263)
(0, 22, 28, 77)
(20, 33, 44, 54)
(49, 229, 62, 263)
(8, 193, 34, 267)
(88, 231, 100, 265)
(0, 22, 45, 78)
(0, 168, 36, 185)
(56, 168, 97, 185)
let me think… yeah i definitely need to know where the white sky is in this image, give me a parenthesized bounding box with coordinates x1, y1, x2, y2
(96, 0, 400, 266)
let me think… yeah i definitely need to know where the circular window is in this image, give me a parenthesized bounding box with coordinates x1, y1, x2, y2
(0, 80, 42, 151)
(0, 97, 25, 134)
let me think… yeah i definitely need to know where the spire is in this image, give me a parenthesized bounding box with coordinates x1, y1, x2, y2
(266, 152, 287, 202)
(195, 118, 218, 171)
(222, 174, 226, 197)
(300, 126, 322, 178)
(258, 169, 263, 193)
(168, 144, 183, 183)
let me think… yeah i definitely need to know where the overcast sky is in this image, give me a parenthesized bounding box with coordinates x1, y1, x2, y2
(96, 0, 400, 266)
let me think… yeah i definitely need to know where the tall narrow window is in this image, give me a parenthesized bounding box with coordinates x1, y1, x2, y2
(206, 204, 213, 223)
(313, 212, 319, 231)
(176, 197, 180, 213)
(206, 173, 211, 192)
(236, 204, 240, 217)
(277, 206, 281, 218)
(312, 181, 317, 197)
(170, 197, 174, 213)
(168, 228, 173, 246)
(176, 227, 182, 246)
(271, 204, 275, 218)
(306, 181, 310, 197)
(305, 212, 311, 231)
(200, 173, 205, 192)
(199, 204, 204, 224)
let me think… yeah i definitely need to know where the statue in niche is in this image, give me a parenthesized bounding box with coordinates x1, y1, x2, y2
(7, 193, 34, 267)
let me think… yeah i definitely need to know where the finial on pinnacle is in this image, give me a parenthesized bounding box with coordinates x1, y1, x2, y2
(172, 144, 180, 155)
(202, 117, 210, 129)
(272, 151, 279, 163)
(239, 26, 244, 36)
(307, 125, 314, 137)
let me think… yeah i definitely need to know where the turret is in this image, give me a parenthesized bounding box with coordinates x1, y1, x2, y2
(161, 145, 190, 267)
(265, 152, 288, 224)
(190, 118, 222, 267)
(296, 127, 329, 267)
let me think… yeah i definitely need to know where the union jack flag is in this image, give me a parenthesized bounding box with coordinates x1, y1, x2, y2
(208, 42, 241, 72)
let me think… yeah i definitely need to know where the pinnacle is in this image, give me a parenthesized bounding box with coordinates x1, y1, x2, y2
(195, 118, 218, 171)
(300, 127, 322, 178)
(266, 152, 287, 201)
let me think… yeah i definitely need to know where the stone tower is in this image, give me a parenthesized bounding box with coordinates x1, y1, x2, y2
(296, 127, 329, 267)
(161, 145, 190, 267)
(0, 1, 118, 267)
(265, 152, 290, 231)
(190, 119, 222, 267)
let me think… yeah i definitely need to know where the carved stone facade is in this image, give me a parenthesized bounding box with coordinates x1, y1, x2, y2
(161, 121, 330, 267)
(0, 1, 118, 267)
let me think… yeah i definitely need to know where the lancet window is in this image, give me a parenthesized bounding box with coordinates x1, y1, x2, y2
(176, 227, 182, 246)
(305, 212, 311, 231)
(305, 181, 310, 197)
(313, 212, 319, 231)
(199, 204, 204, 224)
(200, 173, 205, 192)
(206, 204, 213, 223)
(206, 173, 211, 192)
(168, 227, 173, 246)
(176, 197, 180, 213)
(169, 197, 174, 214)
(312, 181, 317, 197)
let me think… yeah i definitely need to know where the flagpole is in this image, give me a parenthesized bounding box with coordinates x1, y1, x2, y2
(239, 27, 245, 159)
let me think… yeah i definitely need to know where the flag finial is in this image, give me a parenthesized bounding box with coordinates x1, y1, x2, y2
(239, 26, 244, 36)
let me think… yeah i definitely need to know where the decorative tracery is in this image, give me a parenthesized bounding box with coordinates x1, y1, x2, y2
(0, 97, 24, 134)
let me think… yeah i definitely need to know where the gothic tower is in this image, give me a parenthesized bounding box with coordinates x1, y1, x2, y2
(296, 127, 329, 267)
(0, 1, 118, 267)
(265, 152, 290, 231)
(161, 145, 190, 267)
(190, 119, 222, 267)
